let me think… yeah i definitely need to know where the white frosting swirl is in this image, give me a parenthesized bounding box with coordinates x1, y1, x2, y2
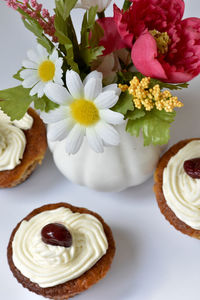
(0, 109, 33, 130)
(12, 207, 108, 288)
(0, 109, 33, 171)
(0, 124, 26, 171)
(163, 140, 200, 229)
(13, 113, 33, 130)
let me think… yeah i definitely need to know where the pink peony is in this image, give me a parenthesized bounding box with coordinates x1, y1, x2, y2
(114, 0, 200, 83)
(98, 17, 127, 55)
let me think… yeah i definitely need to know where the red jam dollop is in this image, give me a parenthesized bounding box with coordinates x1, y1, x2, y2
(41, 223, 72, 248)
(184, 157, 200, 179)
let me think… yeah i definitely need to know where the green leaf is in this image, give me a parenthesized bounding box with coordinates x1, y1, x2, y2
(150, 79, 189, 90)
(54, 13, 70, 45)
(55, 0, 78, 21)
(126, 119, 141, 137)
(80, 12, 88, 48)
(65, 45, 80, 73)
(88, 6, 98, 28)
(126, 108, 176, 146)
(97, 11, 105, 19)
(112, 91, 134, 115)
(89, 22, 104, 48)
(17, 8, 53, 54)
(81, 46, 104, 65)
(0, 86, 35, 120)
(123, 0, 132, 10)
(117, 71, 135, 85)
(152, 109, 176, 123)
(126, 109, 146, 120)
(54, 8, 80, 72)
(0, 86, 58, 121)
(34, 95, 59, 112)
(80, 5, 98, 47)
(80, 6, 103, 66)
(13, 68, 24, 81)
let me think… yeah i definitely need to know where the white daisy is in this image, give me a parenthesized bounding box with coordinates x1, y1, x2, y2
(41, 70, 124, 154)
(20, 45, 63, 98)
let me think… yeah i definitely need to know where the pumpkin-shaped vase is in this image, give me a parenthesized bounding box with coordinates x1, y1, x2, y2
(48, 124, 162, 192)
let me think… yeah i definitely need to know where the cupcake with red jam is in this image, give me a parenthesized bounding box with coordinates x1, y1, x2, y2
(154, 138, 200, 238)
(0, 108, 47, 188)
(7, 202, 115, 299)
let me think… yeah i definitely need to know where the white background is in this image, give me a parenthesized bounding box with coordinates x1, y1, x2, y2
(0, 1, 200, 300)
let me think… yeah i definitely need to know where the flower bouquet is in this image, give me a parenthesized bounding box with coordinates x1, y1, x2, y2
(1, 0, 200, 191)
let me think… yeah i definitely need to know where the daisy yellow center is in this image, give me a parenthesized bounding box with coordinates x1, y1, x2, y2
(70, 99, 100, 126)
(149, 30, 171, 55)
(38, 60, 55, 82)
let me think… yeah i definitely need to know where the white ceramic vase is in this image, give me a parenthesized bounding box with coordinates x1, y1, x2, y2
(48, 124, 162, 192)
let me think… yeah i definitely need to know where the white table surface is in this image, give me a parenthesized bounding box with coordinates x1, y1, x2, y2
(1, 1, 200, 300)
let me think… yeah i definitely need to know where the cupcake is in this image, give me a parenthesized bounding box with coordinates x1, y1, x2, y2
(154, 138, 200, 238)
(7, 202, 115, 299)
(0, 108, 47, 188)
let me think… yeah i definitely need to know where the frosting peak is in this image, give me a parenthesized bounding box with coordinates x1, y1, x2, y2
(13, 113, 33, 130)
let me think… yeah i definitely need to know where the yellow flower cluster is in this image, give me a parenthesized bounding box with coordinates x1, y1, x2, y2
(119, 77, 183, 112)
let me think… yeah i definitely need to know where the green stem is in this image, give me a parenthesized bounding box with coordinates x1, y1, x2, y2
(123, 0, 131, 11)
(97, 11, 105, 19)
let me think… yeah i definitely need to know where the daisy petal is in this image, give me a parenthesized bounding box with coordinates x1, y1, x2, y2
(83, 71, 103, 85)
(54, 68, 63, 78)
(44, 83, 73, 105)
(55, 58, 63, 69)
(22, 60, 37, 69)
(47, 119, 74, 141)
(49, 48, 59, 62)
(54, 77, 64, 85)
(103, 84, 121, 96)
(27, 49, 41, 64)
(53, 72, 63, 85)
(100, 109, 124, 125)
(37, 83, 46, 98)
(95, 121, 120, 146)
(41, 106, 69, 124)
(86, 127, 104, 153)
(94, 91, 118, 109)
(65, 124, 85, 154)
(66, 70, 84, 99)
(20, 69, 38, 79)
(30, 81, 45, 97)
(37, 44, 48, 60)
(84, 78, 102, 101)
(22, 76, 39, 88)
